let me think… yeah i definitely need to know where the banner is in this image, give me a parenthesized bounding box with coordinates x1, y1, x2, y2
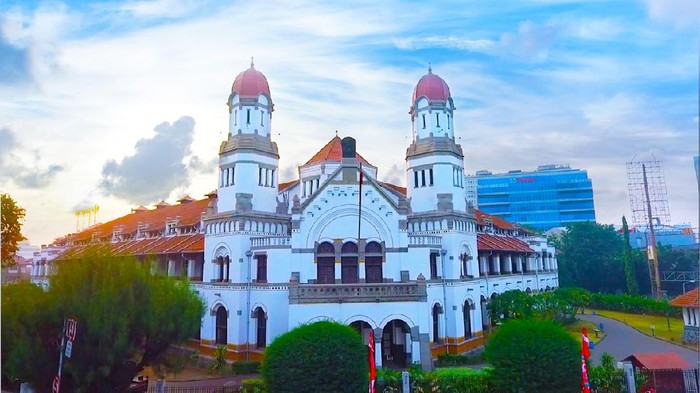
(582, 328, 591, 393)
(368, 329, 376, 393)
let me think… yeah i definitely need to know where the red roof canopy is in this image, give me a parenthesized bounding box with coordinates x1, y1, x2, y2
(624, 353, 691, 370)
(670, 288, 699, 308)
(477, 233, 533, 253)
(231, 65, 271, 99)
(474, 210, 517, 230)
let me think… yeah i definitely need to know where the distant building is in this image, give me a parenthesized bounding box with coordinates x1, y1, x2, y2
(624, 223, 697, 249)
(670, 288, 699, 344)
(2, 255, 32, 284)
(467, 165, 596, 232)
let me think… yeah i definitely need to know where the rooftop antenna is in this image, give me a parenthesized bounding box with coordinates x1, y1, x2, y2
(428, 62, 432, 73)
(250, 57, 254, 68)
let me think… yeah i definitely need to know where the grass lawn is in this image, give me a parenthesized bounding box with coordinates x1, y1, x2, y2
(567, 319, 604, 344)
(590, 309, 692, 348)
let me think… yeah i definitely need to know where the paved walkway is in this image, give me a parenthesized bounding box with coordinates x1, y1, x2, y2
(579, 313, 699, 368)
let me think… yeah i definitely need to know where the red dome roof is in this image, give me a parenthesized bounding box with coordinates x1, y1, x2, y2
(412, 69, 451, 103)
(231, 64, 271, 99)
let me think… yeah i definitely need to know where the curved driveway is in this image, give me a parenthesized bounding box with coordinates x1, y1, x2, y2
(579, 313, 699, 368)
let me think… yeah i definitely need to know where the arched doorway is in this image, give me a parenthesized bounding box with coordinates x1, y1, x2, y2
(350, 320, 373, 344)
(365, 241, 383, 283)
(254, 307, 267, 348)
(381, 319, 411, 369)
(432, 303, 442, 344)
(316, 242, 335, 284)
(341, 242, 358, 283)
(480, 295, 488, 332)
(215, 305, 227, 345)
(463, 300, 473, 339)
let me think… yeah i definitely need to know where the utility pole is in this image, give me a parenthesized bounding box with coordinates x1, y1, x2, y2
(642, 164, 662, 299)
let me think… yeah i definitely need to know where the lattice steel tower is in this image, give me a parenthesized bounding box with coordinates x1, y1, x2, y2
(626, 159, 670, 299)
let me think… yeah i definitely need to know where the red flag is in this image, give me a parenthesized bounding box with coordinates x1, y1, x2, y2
(368, 329, 376, 393)
(581, 328, 591, 393)
(582, 328, 590, 360)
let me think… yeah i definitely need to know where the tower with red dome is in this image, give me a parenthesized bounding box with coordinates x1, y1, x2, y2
(216, 61, 281, 214)
(405, 68, 468, 214)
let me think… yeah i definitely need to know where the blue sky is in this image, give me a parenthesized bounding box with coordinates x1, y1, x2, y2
(1, 0, 698, 245)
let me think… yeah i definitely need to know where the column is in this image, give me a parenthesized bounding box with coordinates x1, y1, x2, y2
(188, 259, 195, 279)
(493, 255, 500, 275)
(374, 328, 383, 368)
(168, 260, 175, 277)
(503, 254, 512, 274)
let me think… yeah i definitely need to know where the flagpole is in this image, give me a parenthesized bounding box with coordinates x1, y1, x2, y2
(358, 163, 363, 243)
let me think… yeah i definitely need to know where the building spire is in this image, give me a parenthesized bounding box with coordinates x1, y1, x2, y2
(428, 62, 432, 73)
(250, 57, 255, 68)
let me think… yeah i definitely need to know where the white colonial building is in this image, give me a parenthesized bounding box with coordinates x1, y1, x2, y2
(34, 63, 559, 370)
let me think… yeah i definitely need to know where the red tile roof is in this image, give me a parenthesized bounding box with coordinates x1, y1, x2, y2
(624, 353, 692, 370)
(670, 288, 699, 308)
(475, 209, 517, 230)
(60, 233, 204, 260)
(304, 136, 372, 166)
(477, 233, 534, 253)
(379, 181, 407, 196)
(278, 180, 299, 192)
(70, 198, 209, 243)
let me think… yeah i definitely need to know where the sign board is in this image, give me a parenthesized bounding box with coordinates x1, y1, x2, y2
(66, 318, 77, 342)
(65, 341, 72, 359)
(52, 375, 60, 393)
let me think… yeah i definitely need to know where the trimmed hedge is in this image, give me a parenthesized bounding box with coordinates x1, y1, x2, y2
(587, 291, 680, 317)
(231, 361, 260, 375)
(240, 378, 266, 393)
(376, 366, 494, 393)
(262, 321, 367, 393)
(435, 352, 487, 367)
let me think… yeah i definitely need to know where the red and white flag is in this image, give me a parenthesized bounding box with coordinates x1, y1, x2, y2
(368, 329, 376, 393)
(582, 328, 591, 393)
(582, 328, 590, 360)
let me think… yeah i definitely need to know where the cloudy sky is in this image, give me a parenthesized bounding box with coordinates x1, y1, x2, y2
(1, 0, 698, 246)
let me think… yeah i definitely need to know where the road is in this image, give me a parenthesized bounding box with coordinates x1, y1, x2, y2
(579, 313, 699, 368)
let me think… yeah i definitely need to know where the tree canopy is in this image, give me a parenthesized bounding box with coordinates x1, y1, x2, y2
(550, 221, 626, 293)
(1, 254, 205, 392)
(1, 193, 27, 268)
(485, 319, 580, 393)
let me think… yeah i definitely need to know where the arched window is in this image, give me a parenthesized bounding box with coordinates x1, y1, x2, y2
(215, 306, 227, 345)
(432, 303, 442, 344)
(422, 114, 426, 129)
(341, 242, 359, 284)
(365, 241, 383, 284)
(463, 300, 473, 339)
(316, 242, 335, 284)
(255, 307, 267, 348)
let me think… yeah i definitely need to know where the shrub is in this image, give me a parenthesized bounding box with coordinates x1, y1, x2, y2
(262, 321, 367, 393)
(232, 361, 260, 375)
(431, 367, 495, 393)
(240, 378, 267, 393)
(209, 345, 228, 374)
(486, 319, 580, 393)
(435, 352, 486, 367)
(589, 352, 625, 393)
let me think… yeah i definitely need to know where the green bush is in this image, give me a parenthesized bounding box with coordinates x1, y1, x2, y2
(262, 321, 368, 393)
(435, 352, 487, 367)
(209, 345, 228, 374)
(232, 360, 260, 375)
(486, 319, 580, 393)
(240, 378, 267, 393)
(431, 368, 495, 393)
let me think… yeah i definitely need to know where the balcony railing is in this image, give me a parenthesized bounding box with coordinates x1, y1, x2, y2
(407, 235, 442, 247)
(289, 282, 427, 304)
(250, 236, 291, 250)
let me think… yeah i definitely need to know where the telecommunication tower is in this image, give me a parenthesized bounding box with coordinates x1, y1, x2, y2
(626, 159, 670, 299)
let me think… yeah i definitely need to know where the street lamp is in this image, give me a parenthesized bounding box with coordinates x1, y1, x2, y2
(683, 280, 696, 293)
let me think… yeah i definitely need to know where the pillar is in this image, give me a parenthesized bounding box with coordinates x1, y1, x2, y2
(493, 255, 500, 275)
(374, 328, 382, 368)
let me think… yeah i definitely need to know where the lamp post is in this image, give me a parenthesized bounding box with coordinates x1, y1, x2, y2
(683, 280, 696, 293)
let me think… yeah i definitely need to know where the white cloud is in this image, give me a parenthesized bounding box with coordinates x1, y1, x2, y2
(645, 0, 700, 28)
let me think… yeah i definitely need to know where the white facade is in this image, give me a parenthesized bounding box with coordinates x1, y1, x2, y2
(192, 65, 559, 369)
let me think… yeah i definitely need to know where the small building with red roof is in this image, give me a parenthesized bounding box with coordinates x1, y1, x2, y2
(670, 288, 700, 344)
(624, 353, 692, 392)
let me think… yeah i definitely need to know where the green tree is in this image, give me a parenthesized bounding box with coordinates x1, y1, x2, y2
(262, 321, 368, 393)
(551, 222, 626, 293)
(485, 319, 580, 393)
(621, 216, 639, 295)
(1, 254, 205, 392)
(488, 290, 535, 324)
(589, 352, 625, 393)
(1, 193, 27, 268)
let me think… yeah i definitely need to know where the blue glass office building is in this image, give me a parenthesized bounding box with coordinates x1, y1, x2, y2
(471, 164, 596, 232)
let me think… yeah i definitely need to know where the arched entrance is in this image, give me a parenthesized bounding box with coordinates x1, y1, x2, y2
(463, 299, 473, 339)
(215, 305, 227, 345)
(381, 319, 411, 369)
(254, 307, 267, 348)
(350, 320, 373, 344)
